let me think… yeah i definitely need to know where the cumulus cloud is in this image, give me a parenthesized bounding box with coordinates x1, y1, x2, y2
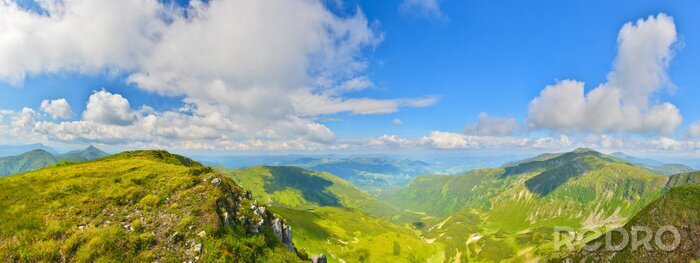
(527, 13, 682, 136)
(392, 119, 403, 125)
(464, 113, 521, 136)
(82, 90, 136, 126)
(10, 107, 36, 133)
(399, 0, 445, 20)
(0, 0, 164, 83)
(688, 122, 700, 138)
(0, 0, 437, 145)
(40, 98, 72, 119)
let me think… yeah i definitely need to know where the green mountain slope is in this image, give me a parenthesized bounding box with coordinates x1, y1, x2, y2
(221, 166, 438, 262)
(0, 150, 62, 177)
(566, 183, 700, 262)
(380, 168, 507, 218)
(0, 151, 302, 262)
(665, 171, 700, 190)
(222, 165, 414, 222)
(383, 148, 681, 262)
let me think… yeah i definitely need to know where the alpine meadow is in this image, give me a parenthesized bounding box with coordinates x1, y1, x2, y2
(1, 0, 700, 262)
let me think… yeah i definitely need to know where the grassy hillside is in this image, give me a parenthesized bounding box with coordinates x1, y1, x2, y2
(0, 149, 62, 177)
(381, 168, 508, 218)
(565, 183, 700, 262)
(221, 166, 438, 262)
(221, 166, 416, 223)
(383, 148, 681, 262)
(0, 150, 301, 262)
(275, 206, 439, 263)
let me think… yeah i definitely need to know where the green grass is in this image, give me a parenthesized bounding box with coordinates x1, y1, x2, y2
(562, 183, 700, 262)
(221, 165, 439, 262)
(222, 165, 418, 223)
(0, 150, 302, 262)
(382, 148, 691, 262)
(274, 206, 438, 263)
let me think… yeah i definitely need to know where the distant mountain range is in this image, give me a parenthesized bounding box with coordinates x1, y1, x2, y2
(0, 146, 109, 176)
(0, 143, 58, 157)
(610, 151, 695, 175)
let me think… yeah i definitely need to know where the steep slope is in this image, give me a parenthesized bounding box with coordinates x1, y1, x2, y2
(221, 166, 438, 262)
(665, 171, 700, 190)
(0, 151, 302, 262)
(222, 165, 414, 222)
(0, 149, 62, 176)
(60, 145, 110, 161)
(567, 183, 700, 262)
(384, 148, 677, 262)
(381, 168, 507, 218)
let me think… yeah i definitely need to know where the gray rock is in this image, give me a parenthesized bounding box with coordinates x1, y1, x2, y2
(311, 254, 327, 263)
(210, 178, 222, 186)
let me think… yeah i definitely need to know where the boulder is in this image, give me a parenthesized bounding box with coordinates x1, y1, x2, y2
(311, 254, 327, 263)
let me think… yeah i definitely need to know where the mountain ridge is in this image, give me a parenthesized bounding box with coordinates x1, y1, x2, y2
(0, 150, 304, 262)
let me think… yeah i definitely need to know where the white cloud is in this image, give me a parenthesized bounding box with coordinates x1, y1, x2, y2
(0, 0, 165, 83)
(464, 112, 521, 136)
(82, 90, 135, 126)
(392, 119, 403, 125)
(400, 0, 445, 20)
(688, 122, 700, 138)
(527, 13, 682, 136)
(291, 90, 438, 116)
(11, 107, 36, 132)
(40, 98, 72, 119)
(0, 0, 436, 145)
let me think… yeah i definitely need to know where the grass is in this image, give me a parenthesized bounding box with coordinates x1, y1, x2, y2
(222, 165, 439, 262)
(382, 149, 690, 262)
(273, 206, 438, 263)
(0, 150, 302, 262)
(222, 165, 419, 223)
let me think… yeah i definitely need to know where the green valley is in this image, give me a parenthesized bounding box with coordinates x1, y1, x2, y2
(221, 165, 437, 262)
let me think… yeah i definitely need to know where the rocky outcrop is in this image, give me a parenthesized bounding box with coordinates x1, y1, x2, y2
(272, 218, 294, 251)
(311, 254, 327, 263)
(212, 177, 297, 252)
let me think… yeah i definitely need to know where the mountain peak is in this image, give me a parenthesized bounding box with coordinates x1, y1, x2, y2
(572, 148, 598, 154)
(85, 145, 98, 151)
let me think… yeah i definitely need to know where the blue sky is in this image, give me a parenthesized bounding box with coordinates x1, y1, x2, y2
(1, 0, 700, 156)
